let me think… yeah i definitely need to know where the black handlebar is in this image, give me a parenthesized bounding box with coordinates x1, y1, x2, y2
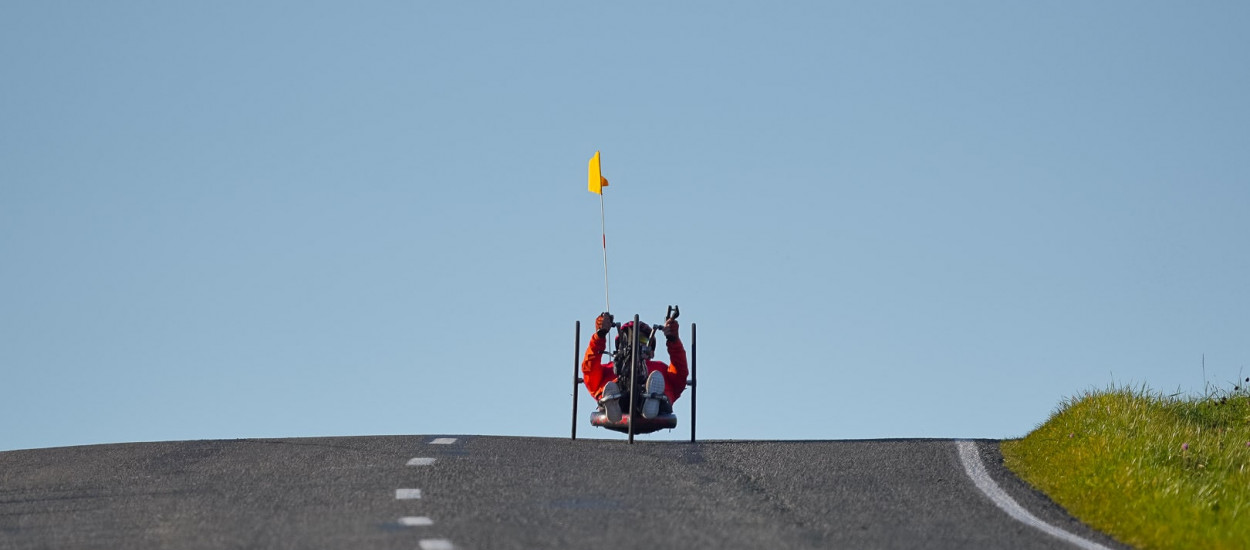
(603, 305, 679, 331)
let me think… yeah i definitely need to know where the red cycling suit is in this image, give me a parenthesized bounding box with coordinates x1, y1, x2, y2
(581, 331, 688, 403)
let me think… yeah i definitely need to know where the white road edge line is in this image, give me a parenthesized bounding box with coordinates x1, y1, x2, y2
(430, 438, 457, 444)
(407, 457, 436, 466)
(956, 440, 1114, 550)
(419, 539, 455, 550)
(395, 488, 422, 500)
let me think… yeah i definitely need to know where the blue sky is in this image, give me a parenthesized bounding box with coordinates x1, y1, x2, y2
(3, 2, 1247, 451)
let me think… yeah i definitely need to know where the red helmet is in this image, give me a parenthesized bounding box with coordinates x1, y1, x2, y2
(614, 321, 657, 355)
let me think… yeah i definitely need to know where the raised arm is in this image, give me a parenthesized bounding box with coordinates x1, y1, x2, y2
(580, 312, 616, 399)
(661, 317, 688, 401)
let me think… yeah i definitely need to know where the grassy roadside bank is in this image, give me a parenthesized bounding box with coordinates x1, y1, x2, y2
(1001, 384, 1250, 549)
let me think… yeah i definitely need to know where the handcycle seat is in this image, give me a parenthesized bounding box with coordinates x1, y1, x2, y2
(589, 410, 678, 434)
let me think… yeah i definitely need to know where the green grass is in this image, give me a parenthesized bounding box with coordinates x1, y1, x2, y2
(1001, 383, 1250, 549)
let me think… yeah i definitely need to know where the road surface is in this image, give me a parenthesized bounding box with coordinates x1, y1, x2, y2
(0, 436, 1129, 549)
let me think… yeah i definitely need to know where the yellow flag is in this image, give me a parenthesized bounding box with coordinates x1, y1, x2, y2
(588, 151, 609, 194)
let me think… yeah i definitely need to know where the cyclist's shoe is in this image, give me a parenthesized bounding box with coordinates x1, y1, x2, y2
(601, 380, 623, 423)
(642, 370, 666, 419)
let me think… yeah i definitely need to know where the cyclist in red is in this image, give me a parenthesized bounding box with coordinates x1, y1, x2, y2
(581, 311, 688, 422)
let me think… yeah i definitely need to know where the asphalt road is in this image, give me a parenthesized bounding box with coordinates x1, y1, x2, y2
(0, 436, 1130, 549)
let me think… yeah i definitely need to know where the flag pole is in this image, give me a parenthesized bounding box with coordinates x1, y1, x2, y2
(589, 150, 610, 312)
(600, 192, 610, 312)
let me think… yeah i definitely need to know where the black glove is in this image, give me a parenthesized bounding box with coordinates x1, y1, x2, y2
(662, 318, 679, 341)
(595, 312, 614, 337)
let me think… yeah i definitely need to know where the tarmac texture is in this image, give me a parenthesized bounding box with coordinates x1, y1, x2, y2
(0, 435, 1130, 549)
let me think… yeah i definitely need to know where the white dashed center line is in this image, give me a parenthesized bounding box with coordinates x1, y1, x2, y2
(388, 438, 459, 547)
(395, 488, 422, 500)
(399, 516, 434, 526)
